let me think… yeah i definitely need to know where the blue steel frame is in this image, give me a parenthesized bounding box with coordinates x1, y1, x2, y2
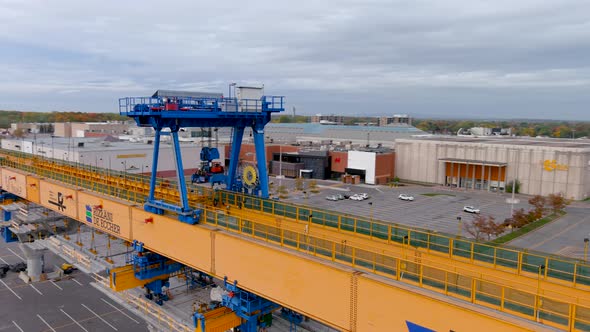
(120, 94, 284, 224)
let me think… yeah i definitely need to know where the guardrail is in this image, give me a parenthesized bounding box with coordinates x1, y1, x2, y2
(1, 149, 589, 288)
(2, 150, 590, 330)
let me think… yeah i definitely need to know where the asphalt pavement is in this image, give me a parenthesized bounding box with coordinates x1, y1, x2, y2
(508, 206, 590, 258)
(0, 240, 148, 332)
(285, 180, 532, 236)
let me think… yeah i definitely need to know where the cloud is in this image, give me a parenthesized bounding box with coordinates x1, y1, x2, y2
(0, 0, 588, 119)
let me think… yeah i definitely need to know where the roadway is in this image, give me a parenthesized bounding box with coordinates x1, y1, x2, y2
(508, 205, 590, 258)
(0, 239, 148, 332)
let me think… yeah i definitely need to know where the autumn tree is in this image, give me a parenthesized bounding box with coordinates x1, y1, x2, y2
(547, 193, 568, 214)
(528, 195, 546, 220)
(464, 215, 502, 241)
(309, 180, 319, 193)
(294, 177, 305, 191)
(464, 215, 487, 241)
(511, 208, 529, 229)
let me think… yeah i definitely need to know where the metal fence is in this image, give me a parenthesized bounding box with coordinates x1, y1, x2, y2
(2, 151, 590, 330)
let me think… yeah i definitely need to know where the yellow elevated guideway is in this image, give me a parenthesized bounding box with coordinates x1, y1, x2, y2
(1, 150, 590, 331)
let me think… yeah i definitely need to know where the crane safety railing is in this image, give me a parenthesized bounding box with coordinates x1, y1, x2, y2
(2, 151, 590, 331)
(202, 209, 590, 332)
(119, 96, 285, 114)
(1, 150, 589, 289)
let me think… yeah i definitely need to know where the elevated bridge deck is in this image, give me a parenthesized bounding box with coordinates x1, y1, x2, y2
(1, 150, 589, 331)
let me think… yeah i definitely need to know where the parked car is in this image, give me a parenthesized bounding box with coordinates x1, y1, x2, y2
(325, 195, 338, 201)
(349, 194, 363, 201)
(335, 194, 345, 200)
(398, 194, 414, 201)
(358, 193, 369, 200)
(463, 206, 480, 214)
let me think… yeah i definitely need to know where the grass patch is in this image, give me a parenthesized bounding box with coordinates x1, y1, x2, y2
(421, 193, 456, 197)
(490, 212, 565, 245)
(583, 197, 590, 202)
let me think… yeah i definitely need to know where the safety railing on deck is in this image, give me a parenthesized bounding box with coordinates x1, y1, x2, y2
(201, 209, 590, 331)
(1, 149, 589, 289)
(2, 151, 590, 331)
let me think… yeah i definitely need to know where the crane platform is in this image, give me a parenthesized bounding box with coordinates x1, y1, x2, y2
(1, 150, 590, 331)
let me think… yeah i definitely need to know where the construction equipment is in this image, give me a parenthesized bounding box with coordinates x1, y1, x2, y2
(192, 277, 279, 332)
(109, 240, 183, 306)
(120, 87, 285, 224)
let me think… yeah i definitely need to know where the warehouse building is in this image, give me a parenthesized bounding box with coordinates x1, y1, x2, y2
(1, 136, 215, 177)
(395, 137, 590, 200)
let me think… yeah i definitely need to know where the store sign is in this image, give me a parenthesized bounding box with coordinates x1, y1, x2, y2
(85, 205, 120, 234)
(543, 160, 568, 172)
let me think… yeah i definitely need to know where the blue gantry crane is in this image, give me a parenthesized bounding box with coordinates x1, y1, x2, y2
(119, 87, 285, 225)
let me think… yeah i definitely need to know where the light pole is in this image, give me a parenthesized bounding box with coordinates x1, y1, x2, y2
(584, 238, 589, 262)
(457, 216, 462, 237)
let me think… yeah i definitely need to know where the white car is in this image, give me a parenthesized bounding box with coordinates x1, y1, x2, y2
(358, 193, 369, 200)
(349, 194, 363, 201)
(325, 195, 338, 201)
(398, 194, 414, 201)
(463, 206, 480, 214)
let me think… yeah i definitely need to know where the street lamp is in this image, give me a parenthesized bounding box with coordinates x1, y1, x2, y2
(584, 238, 589, 262)
(457, 216, 462, 237)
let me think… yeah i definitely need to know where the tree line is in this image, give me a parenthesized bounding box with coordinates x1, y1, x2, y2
(413, 119, 590, 138)
(0, 110, 128, 129)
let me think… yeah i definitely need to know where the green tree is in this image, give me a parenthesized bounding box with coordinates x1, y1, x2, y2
(506, 180, 520, 194)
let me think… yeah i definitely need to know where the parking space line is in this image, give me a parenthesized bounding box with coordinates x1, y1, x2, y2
(100, 298, 140, 324)
(7, 248, 24, 260)
(37, 314, 57, 332)
(0, 256, 9, 264)
(30, 284, 43, 295)
(50, 280, 63, 290)
(72, 278, 83, 286)
(82, 304, 118, 331)
(60, 308, 89, 332)
(1, 279, 22, 300)
(12, 320, 24, 332)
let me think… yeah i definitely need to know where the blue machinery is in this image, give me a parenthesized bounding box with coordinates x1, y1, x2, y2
(119, 89, 297, 330)
(130, 240, 183, 305)
(119, 92, 285, 224)
(193, 277, 280, 332)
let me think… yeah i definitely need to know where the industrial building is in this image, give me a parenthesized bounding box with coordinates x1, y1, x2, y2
(262, 123, 424, 148)
(54, 121, 131, 138)
(0, 136, 214, 177)
(225, 143, 395, 183)
(378, 114, 412, 126)
(395, 137, 590, 200)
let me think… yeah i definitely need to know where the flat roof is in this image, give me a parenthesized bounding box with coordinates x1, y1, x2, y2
(402, 136, 590, 149)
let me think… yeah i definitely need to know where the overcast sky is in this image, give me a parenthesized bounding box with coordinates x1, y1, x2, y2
(0, 0, 589, 120)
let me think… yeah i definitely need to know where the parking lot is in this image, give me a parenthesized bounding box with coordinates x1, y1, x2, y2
(282, 179, 532, 237)
(0, 240, 148, 332)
